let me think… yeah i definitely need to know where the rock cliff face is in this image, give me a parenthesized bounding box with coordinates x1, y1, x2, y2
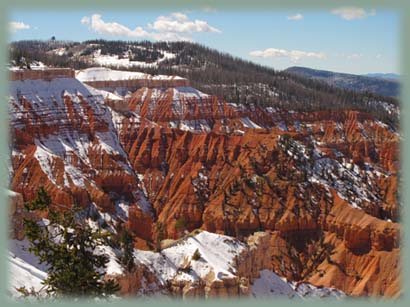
(8, 75, 400, 298)
(10, 68, 75, 81)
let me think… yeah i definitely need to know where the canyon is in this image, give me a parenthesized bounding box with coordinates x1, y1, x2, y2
(8, 67, 400, 298)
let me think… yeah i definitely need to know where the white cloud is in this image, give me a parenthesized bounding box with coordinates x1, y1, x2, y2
(80, 12, 220, 41)
(287, 14, 303, 21)
(81, 16, 90, 24)
(375, 54, 382, 59)
(85, 14, 148, 38)
(347, 53, 363, 60)
(9, 21, 31, 32)
(148, 12, 221, 33)
(331, 7, 376, 20)
(250, 48, 326, 62)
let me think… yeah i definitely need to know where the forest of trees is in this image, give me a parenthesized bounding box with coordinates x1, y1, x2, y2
(9, 39, 399, 128)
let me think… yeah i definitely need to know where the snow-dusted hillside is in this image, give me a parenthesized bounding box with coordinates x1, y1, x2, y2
(10, 77, 134, 188)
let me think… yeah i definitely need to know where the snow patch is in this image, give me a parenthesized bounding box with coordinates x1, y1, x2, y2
(251, 269, 346, 299)
(240, 117, 262, 129)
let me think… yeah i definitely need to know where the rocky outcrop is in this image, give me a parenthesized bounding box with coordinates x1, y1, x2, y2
(236, 232, 273, 283)
(170, 274, 249, 298)
(128, 207, 154, 241)
(305, 231, 400, 298)
(109, 263, 164, 297)
(108, 231, 272, 299)
(324, 195, 399, 253)
(127, 87, 251, 130)
(176, 231, 271, 299)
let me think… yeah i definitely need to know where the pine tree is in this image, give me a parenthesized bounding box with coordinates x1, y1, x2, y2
(21, 188, 121, 298)
(117, 226, 135, 273)
(154, 222, 164, 252)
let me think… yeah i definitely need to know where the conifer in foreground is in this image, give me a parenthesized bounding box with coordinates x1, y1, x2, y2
(20, 187, 121, 299)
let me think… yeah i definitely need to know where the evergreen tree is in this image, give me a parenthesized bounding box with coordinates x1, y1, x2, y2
(117, 226, 135, 273)
(21, 188, 121, 298)
(192, 248, 201, 261)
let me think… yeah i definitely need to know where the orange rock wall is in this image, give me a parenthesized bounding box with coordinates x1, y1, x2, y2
(10, 68, 75, 81)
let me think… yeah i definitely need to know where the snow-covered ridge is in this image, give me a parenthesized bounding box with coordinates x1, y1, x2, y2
(76, 67, 185, 82)
(10, 77, 104, 107)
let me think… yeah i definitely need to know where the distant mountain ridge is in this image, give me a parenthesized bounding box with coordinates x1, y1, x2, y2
(363, 73, 400, 81)
(285, 66, 399, 97)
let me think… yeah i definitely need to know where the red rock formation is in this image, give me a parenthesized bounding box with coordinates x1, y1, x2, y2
(128, 207, 153, 241)
(9, 77, 400, 297)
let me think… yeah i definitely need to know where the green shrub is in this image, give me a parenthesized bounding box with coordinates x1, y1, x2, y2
(192, 248, 202, 261)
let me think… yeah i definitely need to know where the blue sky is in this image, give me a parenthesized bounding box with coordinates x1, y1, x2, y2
(8, 7, 399, 74)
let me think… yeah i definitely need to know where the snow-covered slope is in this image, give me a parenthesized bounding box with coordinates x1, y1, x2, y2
(76, 67, 185, 82)
(8, 239, 48, 297)
(251, 270, 345, 299)
(8, 237, 122, 298)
